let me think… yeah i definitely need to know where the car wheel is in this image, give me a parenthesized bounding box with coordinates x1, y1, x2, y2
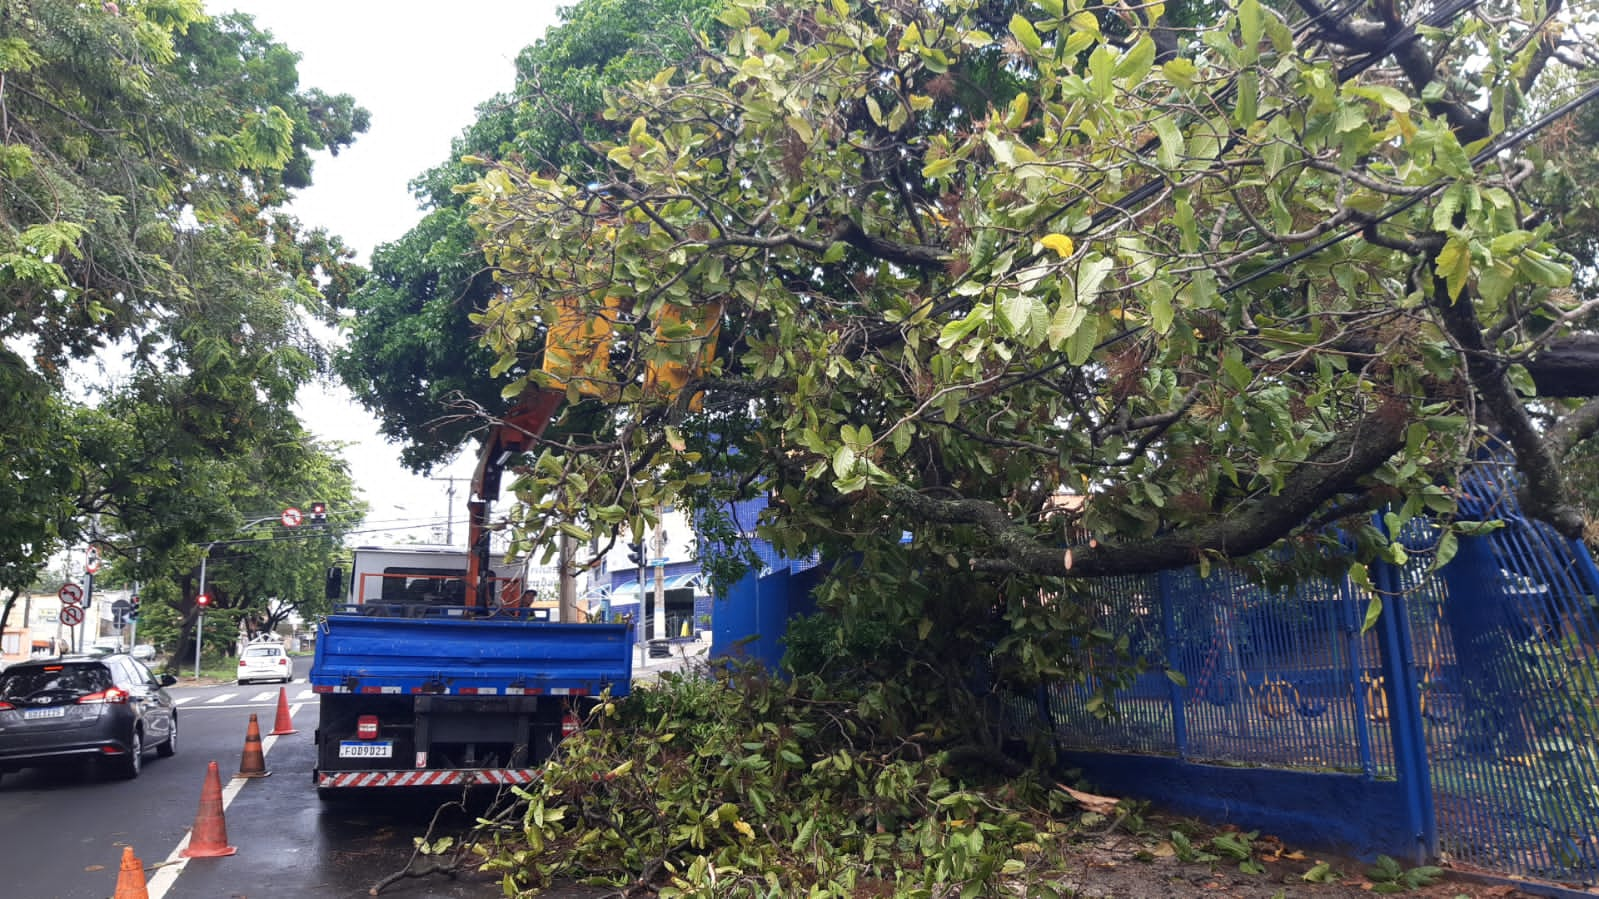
(117, 729, 143, 779)
(157, 717, 177, 758)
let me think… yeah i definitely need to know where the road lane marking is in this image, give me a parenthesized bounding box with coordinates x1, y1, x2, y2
(173, 697, 194, 705)
(146, 702, 307, 899)
(249, 691, 275, 702)
(204, 692, 237, 704)
(295, 690, 314, 701)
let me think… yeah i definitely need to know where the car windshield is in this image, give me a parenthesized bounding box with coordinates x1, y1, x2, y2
(0, 664, 113, 701)
(243, 647, 280, 658)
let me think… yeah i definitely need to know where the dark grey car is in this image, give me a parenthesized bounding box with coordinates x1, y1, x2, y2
(0, 654, 178, 781)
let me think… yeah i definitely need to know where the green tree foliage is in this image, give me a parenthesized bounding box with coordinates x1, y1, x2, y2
(336, 0, 720, 472)
(467, 0, 1599, 585)
(0, 0, 368, 617)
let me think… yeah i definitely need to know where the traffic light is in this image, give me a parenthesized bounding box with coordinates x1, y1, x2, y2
(626, 541, 645, 567)
(127, 596, 139, 622)
(310, 502, 327, 526)
(196, 593, 211, 608)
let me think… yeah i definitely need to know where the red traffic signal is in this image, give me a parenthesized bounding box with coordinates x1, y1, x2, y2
(310, 501, 327, 525)
(196, 593, 211, 608)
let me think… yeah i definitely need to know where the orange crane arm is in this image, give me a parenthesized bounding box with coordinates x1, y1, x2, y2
(465, 388, 564, 607)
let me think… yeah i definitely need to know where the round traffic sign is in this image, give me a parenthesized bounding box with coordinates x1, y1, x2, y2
(281, 507, 303, 528)
(84, 545, 101, 574)
(58, 583, 84, 606)
(60, 605, 84, 626)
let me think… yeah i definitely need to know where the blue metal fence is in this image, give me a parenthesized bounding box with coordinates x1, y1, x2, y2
(1028, 459, 1599, 884)
(707, 463, 1599, 883)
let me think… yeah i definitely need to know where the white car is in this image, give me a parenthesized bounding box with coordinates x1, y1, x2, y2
(236, 643, 293, 684)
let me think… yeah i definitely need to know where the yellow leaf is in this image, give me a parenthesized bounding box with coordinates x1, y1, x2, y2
(734, 820, 755, 839)
(1040, 233, 1075, 257)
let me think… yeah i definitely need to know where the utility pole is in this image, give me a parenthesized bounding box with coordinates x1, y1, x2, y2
(431, 476, 468, 545)
(652, 512, 667, 642)
(557, 532, 579, 623)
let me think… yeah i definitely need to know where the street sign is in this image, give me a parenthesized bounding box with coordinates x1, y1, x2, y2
(84, 545, 101, 574)
(281, 507, 303, 528)
(112, 599, 131, 615)
(58, 583, 83, 606)
(60, 605, 83, 626)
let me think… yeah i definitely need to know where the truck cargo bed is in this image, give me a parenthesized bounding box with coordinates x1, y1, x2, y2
(310, 610, 633, 697)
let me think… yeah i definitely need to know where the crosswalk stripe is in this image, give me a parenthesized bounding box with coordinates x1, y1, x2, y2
(205, 692, 237, 704)
(173, 696, 195, 705)
(249, 691, 275, 702)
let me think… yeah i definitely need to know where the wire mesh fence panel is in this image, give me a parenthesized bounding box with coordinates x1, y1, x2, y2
(1412, 465, 1599, 883)
(1048, 573, 1178, 755)
(1164, 565, 1390, 773)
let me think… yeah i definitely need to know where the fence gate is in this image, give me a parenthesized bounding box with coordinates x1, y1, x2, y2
(1403, 478, 1599, 884)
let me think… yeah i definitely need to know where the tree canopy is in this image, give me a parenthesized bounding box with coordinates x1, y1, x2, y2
(0, 0, 368, 633)
(460, 0, 1599, 598)
(335, 0, 720, 472)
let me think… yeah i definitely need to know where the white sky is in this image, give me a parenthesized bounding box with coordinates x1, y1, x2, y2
(216, 1, 566, 544)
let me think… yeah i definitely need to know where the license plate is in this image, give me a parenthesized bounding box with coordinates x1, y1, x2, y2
(339, 740, 393, 758)
(22, 707, 66, 720)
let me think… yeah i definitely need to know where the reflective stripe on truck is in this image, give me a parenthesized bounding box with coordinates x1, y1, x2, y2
(317, 769, 541, 788)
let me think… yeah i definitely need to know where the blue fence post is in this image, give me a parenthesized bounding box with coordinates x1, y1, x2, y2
(1370, 552, 1437, 866)
(1159, 570, 1188, 759)
(1338, 574, 1377, 777)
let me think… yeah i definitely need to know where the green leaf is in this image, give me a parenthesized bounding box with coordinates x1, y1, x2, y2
(1237, 0, 1263, 56)
(1114, 36, 1155, 84)
(1065, 310, 1099, 365)
(1434, 235, 1471, 300)
(1152, 117, 1184, 169)
(1433, 531, 1458, 570)
(1076, 255, 1113, 306)
(922, 155, 957, 180)
(1009, 14, 1043, 54)
(1361, 595, 1382, 635)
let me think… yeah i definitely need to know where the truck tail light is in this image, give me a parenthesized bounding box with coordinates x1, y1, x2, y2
(357, 714, 380, 739)
(79, 687, 129, 705)
(561, 712, 580, 738)
(0, 701, 13, 710)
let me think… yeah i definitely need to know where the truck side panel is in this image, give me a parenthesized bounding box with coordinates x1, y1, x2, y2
(310, 614, 632, 696)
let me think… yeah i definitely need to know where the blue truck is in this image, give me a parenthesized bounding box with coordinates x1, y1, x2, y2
(310, 546, 633, 794)
(310, 388, 634, 795)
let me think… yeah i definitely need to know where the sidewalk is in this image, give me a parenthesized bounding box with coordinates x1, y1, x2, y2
(632, 637, 709, 681)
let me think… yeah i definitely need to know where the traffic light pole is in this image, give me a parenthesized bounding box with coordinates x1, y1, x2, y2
(195, 545, 210, 678)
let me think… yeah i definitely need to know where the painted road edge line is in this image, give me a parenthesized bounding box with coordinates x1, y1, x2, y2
(145, 702, 303, 898)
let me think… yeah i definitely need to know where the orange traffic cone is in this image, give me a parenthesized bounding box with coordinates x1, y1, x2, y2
(269, 686, 298, 736)
(236, 713, 270, 778)
(112, 846, 149, 899)
(180, 761, 237, 857)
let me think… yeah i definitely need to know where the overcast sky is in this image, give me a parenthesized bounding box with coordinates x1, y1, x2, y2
(216, 1, 566, 543)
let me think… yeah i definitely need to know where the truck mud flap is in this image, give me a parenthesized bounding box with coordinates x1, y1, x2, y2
(317, 769, 543, 789)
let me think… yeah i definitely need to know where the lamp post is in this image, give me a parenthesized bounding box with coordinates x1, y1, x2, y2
(192, 515, 280, 677)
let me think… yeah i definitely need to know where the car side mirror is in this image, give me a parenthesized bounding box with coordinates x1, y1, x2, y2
(158, 674, 177, 687)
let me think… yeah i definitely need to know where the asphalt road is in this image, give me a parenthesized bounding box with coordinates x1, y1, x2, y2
(0, 657, 519, 899)
(0, 644, 703, 899)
